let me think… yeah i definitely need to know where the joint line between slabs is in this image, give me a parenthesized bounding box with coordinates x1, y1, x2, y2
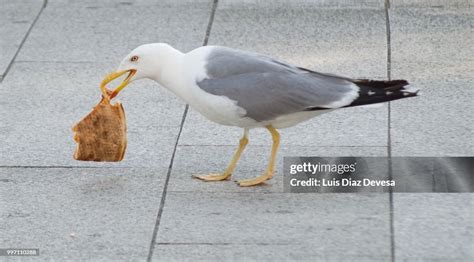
(384, 1, 396, 262)
(0, 0, 47, 83)
(146, 1, 219, 261)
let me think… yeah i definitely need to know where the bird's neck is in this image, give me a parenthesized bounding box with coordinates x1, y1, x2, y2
(150, 49, 191, 100)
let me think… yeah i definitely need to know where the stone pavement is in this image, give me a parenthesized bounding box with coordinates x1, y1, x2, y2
(0, 0, 472, 261)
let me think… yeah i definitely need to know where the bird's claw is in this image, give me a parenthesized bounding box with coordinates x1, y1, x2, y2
(235, 171, 274, 187)
(192, 173, 231, 181)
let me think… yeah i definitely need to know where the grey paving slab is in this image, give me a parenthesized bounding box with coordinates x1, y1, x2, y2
(0, 62, 183, 167)
(168, 145, 387, 193)
(219, 0, 384, 8)
(391, 0, 472, 7)
(211, 4, 388, 77)
(16, 1, 213, 62)
(0, 167, 164, 261)
(393, 194, 474, 261)
(390, 8, 474, 156)
(179, 4, 390, 147)
(152, 192, 391, 261)
(391, 8, 473, 66)
(153, 244, 386, 262)
(47, 0, 210, 7)
(0, 0, 43, 78)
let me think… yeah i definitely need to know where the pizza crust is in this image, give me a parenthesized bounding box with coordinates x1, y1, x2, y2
(72, 97, 127, 162)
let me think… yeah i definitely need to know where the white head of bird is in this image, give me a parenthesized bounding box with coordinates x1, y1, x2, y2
(102, 43, 183, 98)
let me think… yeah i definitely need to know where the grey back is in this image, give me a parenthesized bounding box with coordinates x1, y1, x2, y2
(197, 47, 356, 122)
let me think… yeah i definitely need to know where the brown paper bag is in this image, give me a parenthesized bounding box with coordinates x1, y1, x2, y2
(72, 97, 127, 162)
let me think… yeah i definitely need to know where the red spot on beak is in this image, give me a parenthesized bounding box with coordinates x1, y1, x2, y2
(110, 91, 118, 99)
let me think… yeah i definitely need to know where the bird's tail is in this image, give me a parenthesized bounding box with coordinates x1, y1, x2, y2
(345, 79, 418, 108)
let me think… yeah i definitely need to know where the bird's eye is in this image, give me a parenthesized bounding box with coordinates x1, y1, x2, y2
(130, 56, 139, 62)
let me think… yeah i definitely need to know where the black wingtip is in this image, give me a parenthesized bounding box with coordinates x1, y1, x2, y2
(353, 79, 409, 88)
(344, 79, 419, 108)
(304, 79, 418, 112)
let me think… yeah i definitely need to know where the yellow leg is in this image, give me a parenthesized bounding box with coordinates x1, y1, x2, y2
(193, 130, 249, 181)
(236, 126, 280, 187)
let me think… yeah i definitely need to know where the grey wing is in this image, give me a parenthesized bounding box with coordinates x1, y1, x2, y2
(198, 47, 359, 122)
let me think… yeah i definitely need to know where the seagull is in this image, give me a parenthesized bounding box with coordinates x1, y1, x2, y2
(101, 43, 418, 187)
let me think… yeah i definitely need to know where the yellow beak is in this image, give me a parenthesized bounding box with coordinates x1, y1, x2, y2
(100, 69, 137, 99)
